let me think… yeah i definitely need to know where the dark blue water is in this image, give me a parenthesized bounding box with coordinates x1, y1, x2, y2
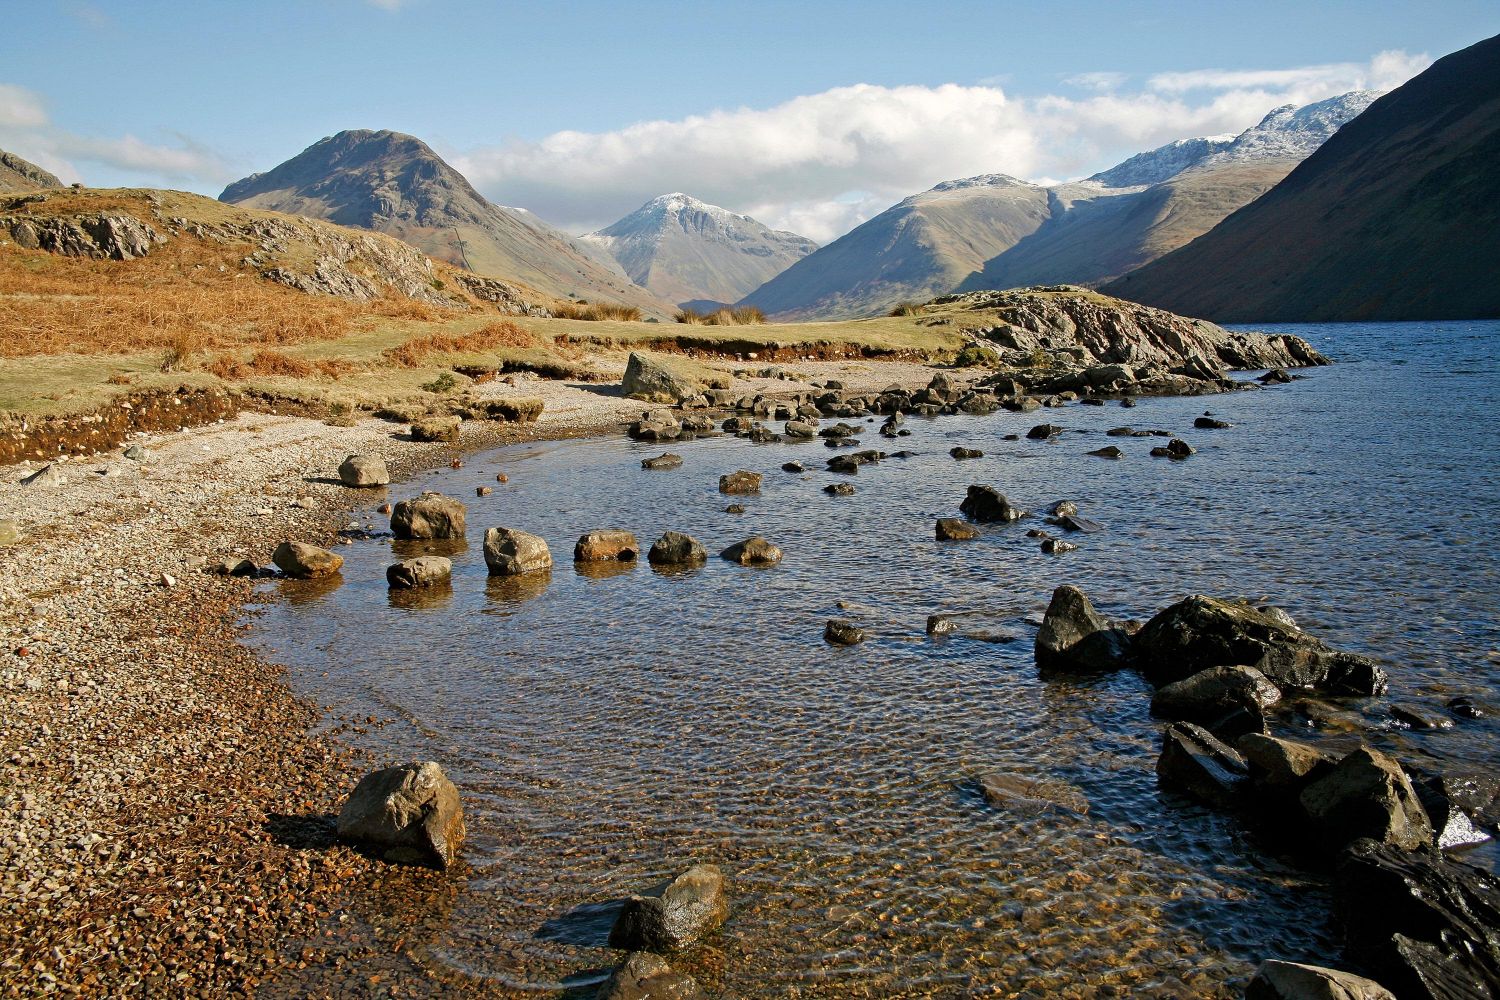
(251, 320, 1500, 998)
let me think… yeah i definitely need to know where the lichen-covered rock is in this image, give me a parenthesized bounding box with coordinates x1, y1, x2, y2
(608, 864, 729, 953)
(391, 493, 467, 539)
(336, 761, 465, 869)
(271, 541, 343, 578)
(483, 527, 552, 575)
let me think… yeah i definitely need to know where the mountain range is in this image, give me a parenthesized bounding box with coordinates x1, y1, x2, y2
(741, 91, 1379, 320)
(580, 193, 817, 309)
(1104, 33, 1500, 321)
(219, 130, 672, 315)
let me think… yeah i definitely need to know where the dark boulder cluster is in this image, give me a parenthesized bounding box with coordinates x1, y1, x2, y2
(1033, 584, 1498, 997)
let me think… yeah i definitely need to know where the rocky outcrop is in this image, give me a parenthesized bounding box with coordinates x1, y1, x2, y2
(574, 529, 640, 562)
(1132, 595, 1388, 695)
(336, 761, 465, 869)
(338, 454, 389, 487)
(385, 556, 452, 589)
(0, 150, 64, 192)
(483, 527, 551, 575)
(4, 212, 165, 261)
(271, 541, 343, 579)
(391, 493, 467, 539)
(1245, 961, 1395, 1000)
(1034, 585, 1130, 671)
(608, 864, 729, 953)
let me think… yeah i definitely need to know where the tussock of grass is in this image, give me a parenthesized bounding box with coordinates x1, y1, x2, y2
(207, 350, 354, 380)
(674, 305, 766, 326)
(551, 301, 642, 322)
(888, 301, 924, 317)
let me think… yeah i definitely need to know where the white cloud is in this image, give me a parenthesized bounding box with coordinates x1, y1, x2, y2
(1064, 71, 1129, 92)
(454, 49, 1428, 243)
(0, 83, 233, 186)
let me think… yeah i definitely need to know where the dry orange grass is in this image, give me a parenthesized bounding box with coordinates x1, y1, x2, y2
(381, 320, 539, 367)
(551, 301, 642, 322)
(206, 350, 355, 380)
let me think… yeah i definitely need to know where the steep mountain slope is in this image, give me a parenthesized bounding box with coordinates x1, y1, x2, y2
(743, 93, 1374, 320)
(0, 150, 63, 193)
(1104, 34, 1500, 321)
(963, 92, 1380, 291)
(580, 193, 817, 308)
(220, 129, 671, 315)
(740, 175, 1050, 321)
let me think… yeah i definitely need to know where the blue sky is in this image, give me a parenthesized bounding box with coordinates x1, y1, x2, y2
(3, 1, 1496, 240)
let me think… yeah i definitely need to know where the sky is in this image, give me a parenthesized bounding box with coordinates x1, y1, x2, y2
(2, 1, 1496, 243)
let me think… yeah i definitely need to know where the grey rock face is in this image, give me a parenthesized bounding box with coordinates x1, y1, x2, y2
(483, 527, 552, 575)
(391, 493, 467, 539)
(336, 761, 465, 869)
(608, 864, 729, 953)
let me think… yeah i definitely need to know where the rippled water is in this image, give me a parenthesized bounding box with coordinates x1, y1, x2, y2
(250, 321, 1500, 998)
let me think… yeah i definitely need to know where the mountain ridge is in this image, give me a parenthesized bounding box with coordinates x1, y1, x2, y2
(0, 149, 64, 193)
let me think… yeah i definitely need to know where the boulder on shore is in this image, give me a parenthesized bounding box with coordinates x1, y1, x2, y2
(338, 454, 389, 487)
(623, 352, 706, 404)
(391, 493, 467, 539)
(1300, 747, 1434, 851)
(483, 527, 552, 575)
(959, 485, 1026, 523)
(1034, 585, 1130, 671)
(272, 541, 343, 579)
(648, 531, 707, 566)
(608, 864, 729, 953)
(1245, 960, 1395, 1000)
(336, 761, 465, 869)
(386, 555, 452, 589)
(574, 529, 639, 562)
(1132, 595, 1387, 695)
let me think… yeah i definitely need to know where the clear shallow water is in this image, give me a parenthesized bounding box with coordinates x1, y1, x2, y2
(251, 321, 1500, 998)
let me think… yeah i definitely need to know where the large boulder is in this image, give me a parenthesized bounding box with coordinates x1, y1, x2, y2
(1132, 595, 1388, 695)
(1034, 585, 1130, 671)
(391, 493, 467, 539)
(386, 555, 452, 589)
(1150, 665, 1281, 725)
(1300, 747, 1434, 851)
(608, 864, 729, 953)
(1245, 961, 1396, 1000)
(1156, 722, 1248, 808)
(959, 485, 1026, 523)
(597, 952, 703, 1000)
(483, 527, 552, 575)
(720, 537, 782, 566)
(648, 531, 706, 566)
(336, 761, 465, 869)
(272, 541, 343, 578)
(338, 454, 389, 487)
(623, 352, 703, 404)
(1336, 839, 1500, 999)
(574, 529, 640, 562)
(1235, 733, 1339, 795)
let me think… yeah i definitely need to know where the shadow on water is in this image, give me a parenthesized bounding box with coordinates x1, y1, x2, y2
(535, 898, 626, 948)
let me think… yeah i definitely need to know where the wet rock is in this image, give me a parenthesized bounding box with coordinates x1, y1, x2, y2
(1390, 703, 1455, 731)
(391, 493, 467, 539)
(386, 555, 452, 590)
(214, 557, 259, 577)
(597, 952, 703, 1000)
(1027, 528, 1053, 539)
(1408, 771, 1494, 850)
(336, 761, 465, 869)
(1151, 666, 1281, 724)
(1034, 585, 1130, 671)
(927, 614, 960, 635)
(720, 537, 782, 566)
(824, 482, 856, 496)
(410, 416, 461, 443)
(1121, 397, 1137, 407)
(641, 453, 683, 471)
(483, 527, 552, 575)
(824, 620, 867, 646)
(338, 454, 389, 487)
(648, 531, 707, 566)
(1051, 514, 1104, 533)
(608, 864, 729, 953)
(784, 419, 818, 438)
(1156, 722, 1249, 808)
(1088, 446, 1125, 459)
(1236, 733, 1339, 794)
(1194, 416, 1232, 429)
(950, 447, 984, 460)
(1132, 595, 1388, 695)
(1260, 368, 1295, 385)
(724, 504, 747, 514)
(1301, 747, 1434, 851)
(1041, 538, 1077, 554)
(629, 413, 682, 441)
(959, 485, 1026, 523)
(574, 530, 640, 562)
(978, 772, 1089, 816)
(20, 464, 65, 487)
(271, 541, 344, 579)
(1448, 695, 1492, 719)
(1245, 960, 1396, 1000)
(1335, 839, 1500, 1000)
(1150, 438, 1195, 459)
(781, 461, 805, 473)
(827, 454, 862, 474)
(1049, 500, 1079, 517)
(1027, 423, 1063, 439)
(719, 470, 762, 495)
(622, 352, 703, 404)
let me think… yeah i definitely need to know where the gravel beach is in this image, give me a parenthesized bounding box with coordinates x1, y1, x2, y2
(0, 360, 942, 997)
